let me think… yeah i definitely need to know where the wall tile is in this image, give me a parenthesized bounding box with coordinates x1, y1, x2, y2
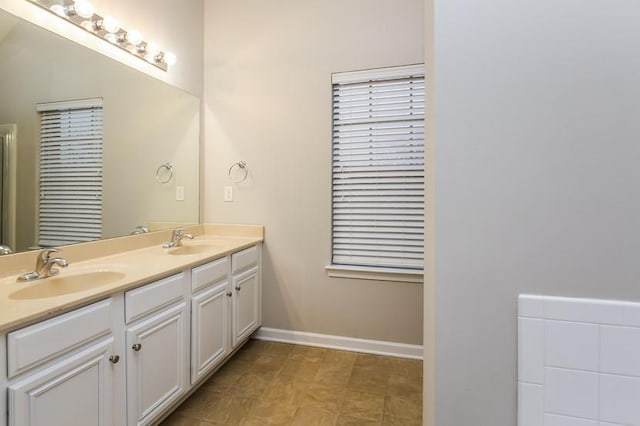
(600, 374, 640, 426)
(545, 368, 598, 419)
(600, 325, 640, 377)
(518, 382, 543, 426)
(544, 414, 597, 426)
(520, 295, 546, 318)
(543, 297, 602, 324)
(519, 318, 545, 384)
(545, 321, 599, 371)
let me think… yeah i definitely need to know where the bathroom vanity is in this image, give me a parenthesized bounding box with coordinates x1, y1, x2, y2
(0, 224, 263, 426)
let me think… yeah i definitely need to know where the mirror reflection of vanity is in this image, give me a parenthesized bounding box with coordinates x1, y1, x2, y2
(0, 7, 200, 253)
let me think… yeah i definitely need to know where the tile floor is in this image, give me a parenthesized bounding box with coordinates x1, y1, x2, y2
(160, 339, 423, 425)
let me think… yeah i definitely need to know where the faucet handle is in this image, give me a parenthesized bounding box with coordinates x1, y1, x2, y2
(40, 248, 60, 260)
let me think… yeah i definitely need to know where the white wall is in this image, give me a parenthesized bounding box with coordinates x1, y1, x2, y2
(434, 0, 640, 424)
(203, 0, 425, 344)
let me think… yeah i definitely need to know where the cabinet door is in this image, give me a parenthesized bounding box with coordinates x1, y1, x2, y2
(8, 338, 116, 426)
(126, 302, 188, 426)
(191, 281, 230, 384)
(232, 266, 261, 348)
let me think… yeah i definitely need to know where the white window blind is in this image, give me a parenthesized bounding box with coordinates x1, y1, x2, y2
(331, 65, 424, 271)
(37, 98, 103, 247)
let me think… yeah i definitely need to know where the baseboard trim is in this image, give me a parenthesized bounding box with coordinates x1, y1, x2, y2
(253, 327, 423, 360)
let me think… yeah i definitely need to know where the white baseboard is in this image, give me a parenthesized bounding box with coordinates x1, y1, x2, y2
(253, 327, 423, 360)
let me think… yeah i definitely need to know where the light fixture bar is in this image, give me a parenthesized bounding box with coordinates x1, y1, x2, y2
(26, 0, 176, 72)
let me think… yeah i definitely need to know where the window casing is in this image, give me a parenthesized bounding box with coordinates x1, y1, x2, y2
(37, 98, 103, 247)
(330, 65, 424, 279)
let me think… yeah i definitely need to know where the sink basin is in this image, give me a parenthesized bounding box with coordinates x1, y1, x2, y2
(9, 271, 126, 300)
(166, 244, 222, 256)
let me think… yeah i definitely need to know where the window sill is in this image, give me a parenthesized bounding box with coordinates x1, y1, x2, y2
(325, 265, 423, 284)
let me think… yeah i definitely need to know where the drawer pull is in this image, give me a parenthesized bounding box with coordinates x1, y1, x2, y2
(226, 291, 232, 298)
(132, 343, 142, 351)
(235, 286, 241, 291)
(109, 355, 120, 364)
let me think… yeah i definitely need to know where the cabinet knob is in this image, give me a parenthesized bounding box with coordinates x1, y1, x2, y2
(109, 355, 120, 364)
(226, 291, 232, 297)
(132, 343, 142, 351)
(235, 286, 241, 291)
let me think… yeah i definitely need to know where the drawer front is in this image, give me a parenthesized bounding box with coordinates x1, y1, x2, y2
(192, 257, 228, 293)
(7, 299, 112, 378)
(231, 246, 258, 274)
(126, 273, 185, 324)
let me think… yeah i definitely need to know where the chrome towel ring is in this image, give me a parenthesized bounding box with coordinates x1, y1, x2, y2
(155, 162, 174, 184)
(228, 160, 248, 183)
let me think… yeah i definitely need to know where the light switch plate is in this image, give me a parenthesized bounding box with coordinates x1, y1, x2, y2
(224, 185, 233, 202)
(176, 186, 185, 201)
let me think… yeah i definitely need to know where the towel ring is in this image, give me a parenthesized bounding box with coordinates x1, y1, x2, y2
(228, 161, 248, 183)
(155, 162, 174, 184)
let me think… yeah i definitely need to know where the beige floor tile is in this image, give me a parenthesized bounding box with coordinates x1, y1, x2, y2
(262, 374, 311, 405)
(388, 357, 423, 378)
(382, 414, 422, 426)
(322, 350, 358, 366)
(386, 374, 422, 401)
(347, 368, 389, 395)
(251, 354, 287, 376)
(335, 415, 381, 426)
(199, 392, 254, 425)
(291, 407, 338, 426)
(161, 411, 218, 426)
(300, 381, 347, 412)
(172, 390, 218, 420)
(229, 372, 276, 399)
(313, 363, 353, 387)
(383, 396, 422, 422)
(341, 390, 385, 422)
(241, 398, 299, 425)
(289, 345, 327, 363)
(163, 342, 422, 426)
(280, 358, 322, 379)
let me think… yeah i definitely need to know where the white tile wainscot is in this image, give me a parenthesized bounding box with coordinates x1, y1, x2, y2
(518, 295, 640, 426)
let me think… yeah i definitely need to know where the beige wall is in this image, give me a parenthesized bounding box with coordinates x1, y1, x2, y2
(203, 0, 424, 344)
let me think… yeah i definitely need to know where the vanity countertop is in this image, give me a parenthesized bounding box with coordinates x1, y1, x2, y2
(0, 224, 263, 333)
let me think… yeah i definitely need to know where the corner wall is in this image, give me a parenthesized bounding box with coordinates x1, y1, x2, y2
(435, 0, 640, 424)
(203, 0, 425, 345)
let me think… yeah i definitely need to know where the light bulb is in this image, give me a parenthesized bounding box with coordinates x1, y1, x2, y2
(101, 16, 120, 33)
(125, 30, 143, 46)
(163, 52, 177, 66)
(73, 0, 95, 19)
(146, 42, 160, 57)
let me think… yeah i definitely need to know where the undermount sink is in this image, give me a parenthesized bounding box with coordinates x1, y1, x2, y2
(166, 244, 222, 256)
(9, 271, 126, 300)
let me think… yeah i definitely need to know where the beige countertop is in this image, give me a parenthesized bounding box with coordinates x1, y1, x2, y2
(0, 224, 263, 333)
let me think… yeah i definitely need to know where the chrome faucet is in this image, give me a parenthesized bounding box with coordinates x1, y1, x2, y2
(131, 225, 150, 235)
(17, 248, 69, 282)
(162, 228, 194, 248)
(0, 245, 13, 255)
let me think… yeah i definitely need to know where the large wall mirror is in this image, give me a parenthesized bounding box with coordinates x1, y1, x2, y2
(0, 7, 200, 254)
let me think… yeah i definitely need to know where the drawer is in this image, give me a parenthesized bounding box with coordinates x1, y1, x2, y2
(231, 246, 258, 274)
(126, 273, 185, 324)
(192, 257, 228, 293)
(7, 299, 112, 378)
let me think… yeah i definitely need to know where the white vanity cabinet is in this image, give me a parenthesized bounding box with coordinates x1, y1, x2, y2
(5, 299, 122, 426)
(190, 257, 230, 384)
(124, 273, 189, 426)
(231, 246, 261, 348)
(1, 242, 262, 426)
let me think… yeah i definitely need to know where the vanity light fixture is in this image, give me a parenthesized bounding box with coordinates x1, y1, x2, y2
(27, 0, 176, 72)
